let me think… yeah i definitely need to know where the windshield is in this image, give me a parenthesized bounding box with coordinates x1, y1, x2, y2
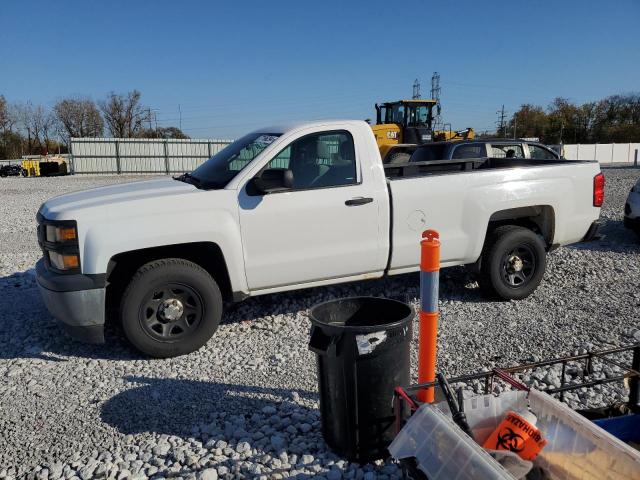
(406, 104, 432, 127)
(379, 103, 433, 127)
(187, 132, 281, 188)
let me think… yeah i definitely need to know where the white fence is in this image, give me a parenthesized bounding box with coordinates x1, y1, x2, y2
(560, 143, 639, 165)
(69, 137, 233, 174)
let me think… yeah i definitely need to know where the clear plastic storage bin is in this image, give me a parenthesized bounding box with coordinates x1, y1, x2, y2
(389, 389, 640, 480)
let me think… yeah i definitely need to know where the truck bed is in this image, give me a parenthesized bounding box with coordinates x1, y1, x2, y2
(384, 158, 601, 274)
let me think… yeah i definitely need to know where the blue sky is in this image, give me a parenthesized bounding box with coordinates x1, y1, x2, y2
(1, 0, 639, 138)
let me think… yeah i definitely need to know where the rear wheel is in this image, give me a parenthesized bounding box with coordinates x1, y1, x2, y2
(120, 258, 222, 357)
(478, 225, 546, 300)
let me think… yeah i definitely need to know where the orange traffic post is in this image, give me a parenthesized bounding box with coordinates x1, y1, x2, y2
(418, 229, 440, 403)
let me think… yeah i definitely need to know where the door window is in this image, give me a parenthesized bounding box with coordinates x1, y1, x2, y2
(491, 144, 525, 158)
(265, 131, 357, 189)
(528, 144, 558, 160)
(451, 144, 484, 159)
(410, 145, 447, 161)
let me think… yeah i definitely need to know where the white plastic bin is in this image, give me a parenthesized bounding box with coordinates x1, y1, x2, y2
(389, 403, 513, 479)
(389, 389, 640, 480)
(528, 389, 640, 480)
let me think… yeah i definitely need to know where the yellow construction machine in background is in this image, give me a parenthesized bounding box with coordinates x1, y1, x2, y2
(371, 99, 474, 163)
(21, 156, 69, 177)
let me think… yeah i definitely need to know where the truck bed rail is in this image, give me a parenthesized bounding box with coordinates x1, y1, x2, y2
(384, 156, 586, 179)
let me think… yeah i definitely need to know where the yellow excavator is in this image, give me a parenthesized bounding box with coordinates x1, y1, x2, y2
(371, 99, 475, 163)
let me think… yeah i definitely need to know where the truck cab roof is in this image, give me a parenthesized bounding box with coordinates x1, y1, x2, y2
(252, 119, 370, 136)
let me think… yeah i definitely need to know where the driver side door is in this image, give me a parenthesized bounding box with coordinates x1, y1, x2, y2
(238, 129, 384, 291)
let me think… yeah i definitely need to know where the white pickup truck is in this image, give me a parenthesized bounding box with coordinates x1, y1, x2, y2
(36, 120, 603, 357)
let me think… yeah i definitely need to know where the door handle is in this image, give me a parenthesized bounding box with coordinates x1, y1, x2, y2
(345, 197, 373, 206)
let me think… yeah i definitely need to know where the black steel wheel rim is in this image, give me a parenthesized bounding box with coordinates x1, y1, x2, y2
(139, 282, 203, 341)
(501, 244, 536, 288)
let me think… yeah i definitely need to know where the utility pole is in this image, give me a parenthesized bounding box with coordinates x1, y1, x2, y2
(497, 105, 507, 137)
(412, 79, 421, 99)
(431, 72, 441, 129)
(178, 104, 182, 130)
(147, 108, 153, 131)
(513, 115, 517, 139)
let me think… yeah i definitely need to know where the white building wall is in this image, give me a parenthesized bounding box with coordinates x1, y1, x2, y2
(560, 143, 639, 164)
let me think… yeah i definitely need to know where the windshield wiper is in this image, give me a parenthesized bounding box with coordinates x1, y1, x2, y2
(175, 172, 203, 188)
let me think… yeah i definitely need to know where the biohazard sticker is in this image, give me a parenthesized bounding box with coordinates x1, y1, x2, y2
(483, 411, 547, 461)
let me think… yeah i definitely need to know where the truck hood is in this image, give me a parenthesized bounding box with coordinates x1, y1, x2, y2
(39, 177, 201, 221)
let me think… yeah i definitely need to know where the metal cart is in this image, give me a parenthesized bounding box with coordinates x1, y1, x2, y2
(392, 344, 640, 479)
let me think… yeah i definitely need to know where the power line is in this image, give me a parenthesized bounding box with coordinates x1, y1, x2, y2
(431, 72, 441, 129)
(430, 72, 441, 101)
(412, 79, 421, 99)
(496, 105, 507, 137)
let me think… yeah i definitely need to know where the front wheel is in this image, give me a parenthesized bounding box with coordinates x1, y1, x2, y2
(478, 226, 547, 300)
(120, 258, 223, 357)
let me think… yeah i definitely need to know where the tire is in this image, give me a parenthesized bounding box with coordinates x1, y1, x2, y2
(120, 258, 223, 358)
(386, 151, 411, 164)
(478, 225, 547, 300)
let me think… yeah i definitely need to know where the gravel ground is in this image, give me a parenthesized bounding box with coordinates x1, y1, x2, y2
(1, 168, 639, 479)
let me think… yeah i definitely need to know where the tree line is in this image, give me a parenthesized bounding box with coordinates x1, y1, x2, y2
(0, 90, 188, 160)
(3, 89, 639, 160)
(495, 93, 640, 144)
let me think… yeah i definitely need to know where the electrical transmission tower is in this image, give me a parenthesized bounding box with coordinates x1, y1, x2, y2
(431, 72, 441, 129)
(412, 79, 421, 99)
(496, 105, 507, 137)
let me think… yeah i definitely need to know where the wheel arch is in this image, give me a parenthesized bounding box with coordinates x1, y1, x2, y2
(105, 242, 236, 313)
(468, 205, 555, 273)
(486, 205, 555, 247)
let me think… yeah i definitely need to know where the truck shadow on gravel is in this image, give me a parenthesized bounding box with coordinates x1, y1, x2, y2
(101, 376, 318, 438)
(0, 272, 140, 361)
(569, 218, 640, 253)
(222, 266, 486, 326)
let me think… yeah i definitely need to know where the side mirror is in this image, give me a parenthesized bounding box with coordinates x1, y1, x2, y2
(248, 168, 294, 195)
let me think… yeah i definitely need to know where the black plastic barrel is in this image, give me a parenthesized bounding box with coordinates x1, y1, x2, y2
(308, 297, 413, 463)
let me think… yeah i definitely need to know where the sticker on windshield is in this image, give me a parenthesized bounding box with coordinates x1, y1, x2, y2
(255, 135, 279, 147)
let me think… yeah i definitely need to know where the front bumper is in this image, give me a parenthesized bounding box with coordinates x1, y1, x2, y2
(36, 259, 107, 344)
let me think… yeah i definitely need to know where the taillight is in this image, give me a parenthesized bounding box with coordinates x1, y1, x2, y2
(593, 173, 605, 207)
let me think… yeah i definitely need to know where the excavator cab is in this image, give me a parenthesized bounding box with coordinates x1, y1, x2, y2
(371, 99, 475, 163)
(374, 100, 436, 142)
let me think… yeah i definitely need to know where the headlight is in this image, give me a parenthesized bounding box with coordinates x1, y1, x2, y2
(45, 225, 77, 243)
(37, 215, 81, 273)
(48, 251, 80, 271)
